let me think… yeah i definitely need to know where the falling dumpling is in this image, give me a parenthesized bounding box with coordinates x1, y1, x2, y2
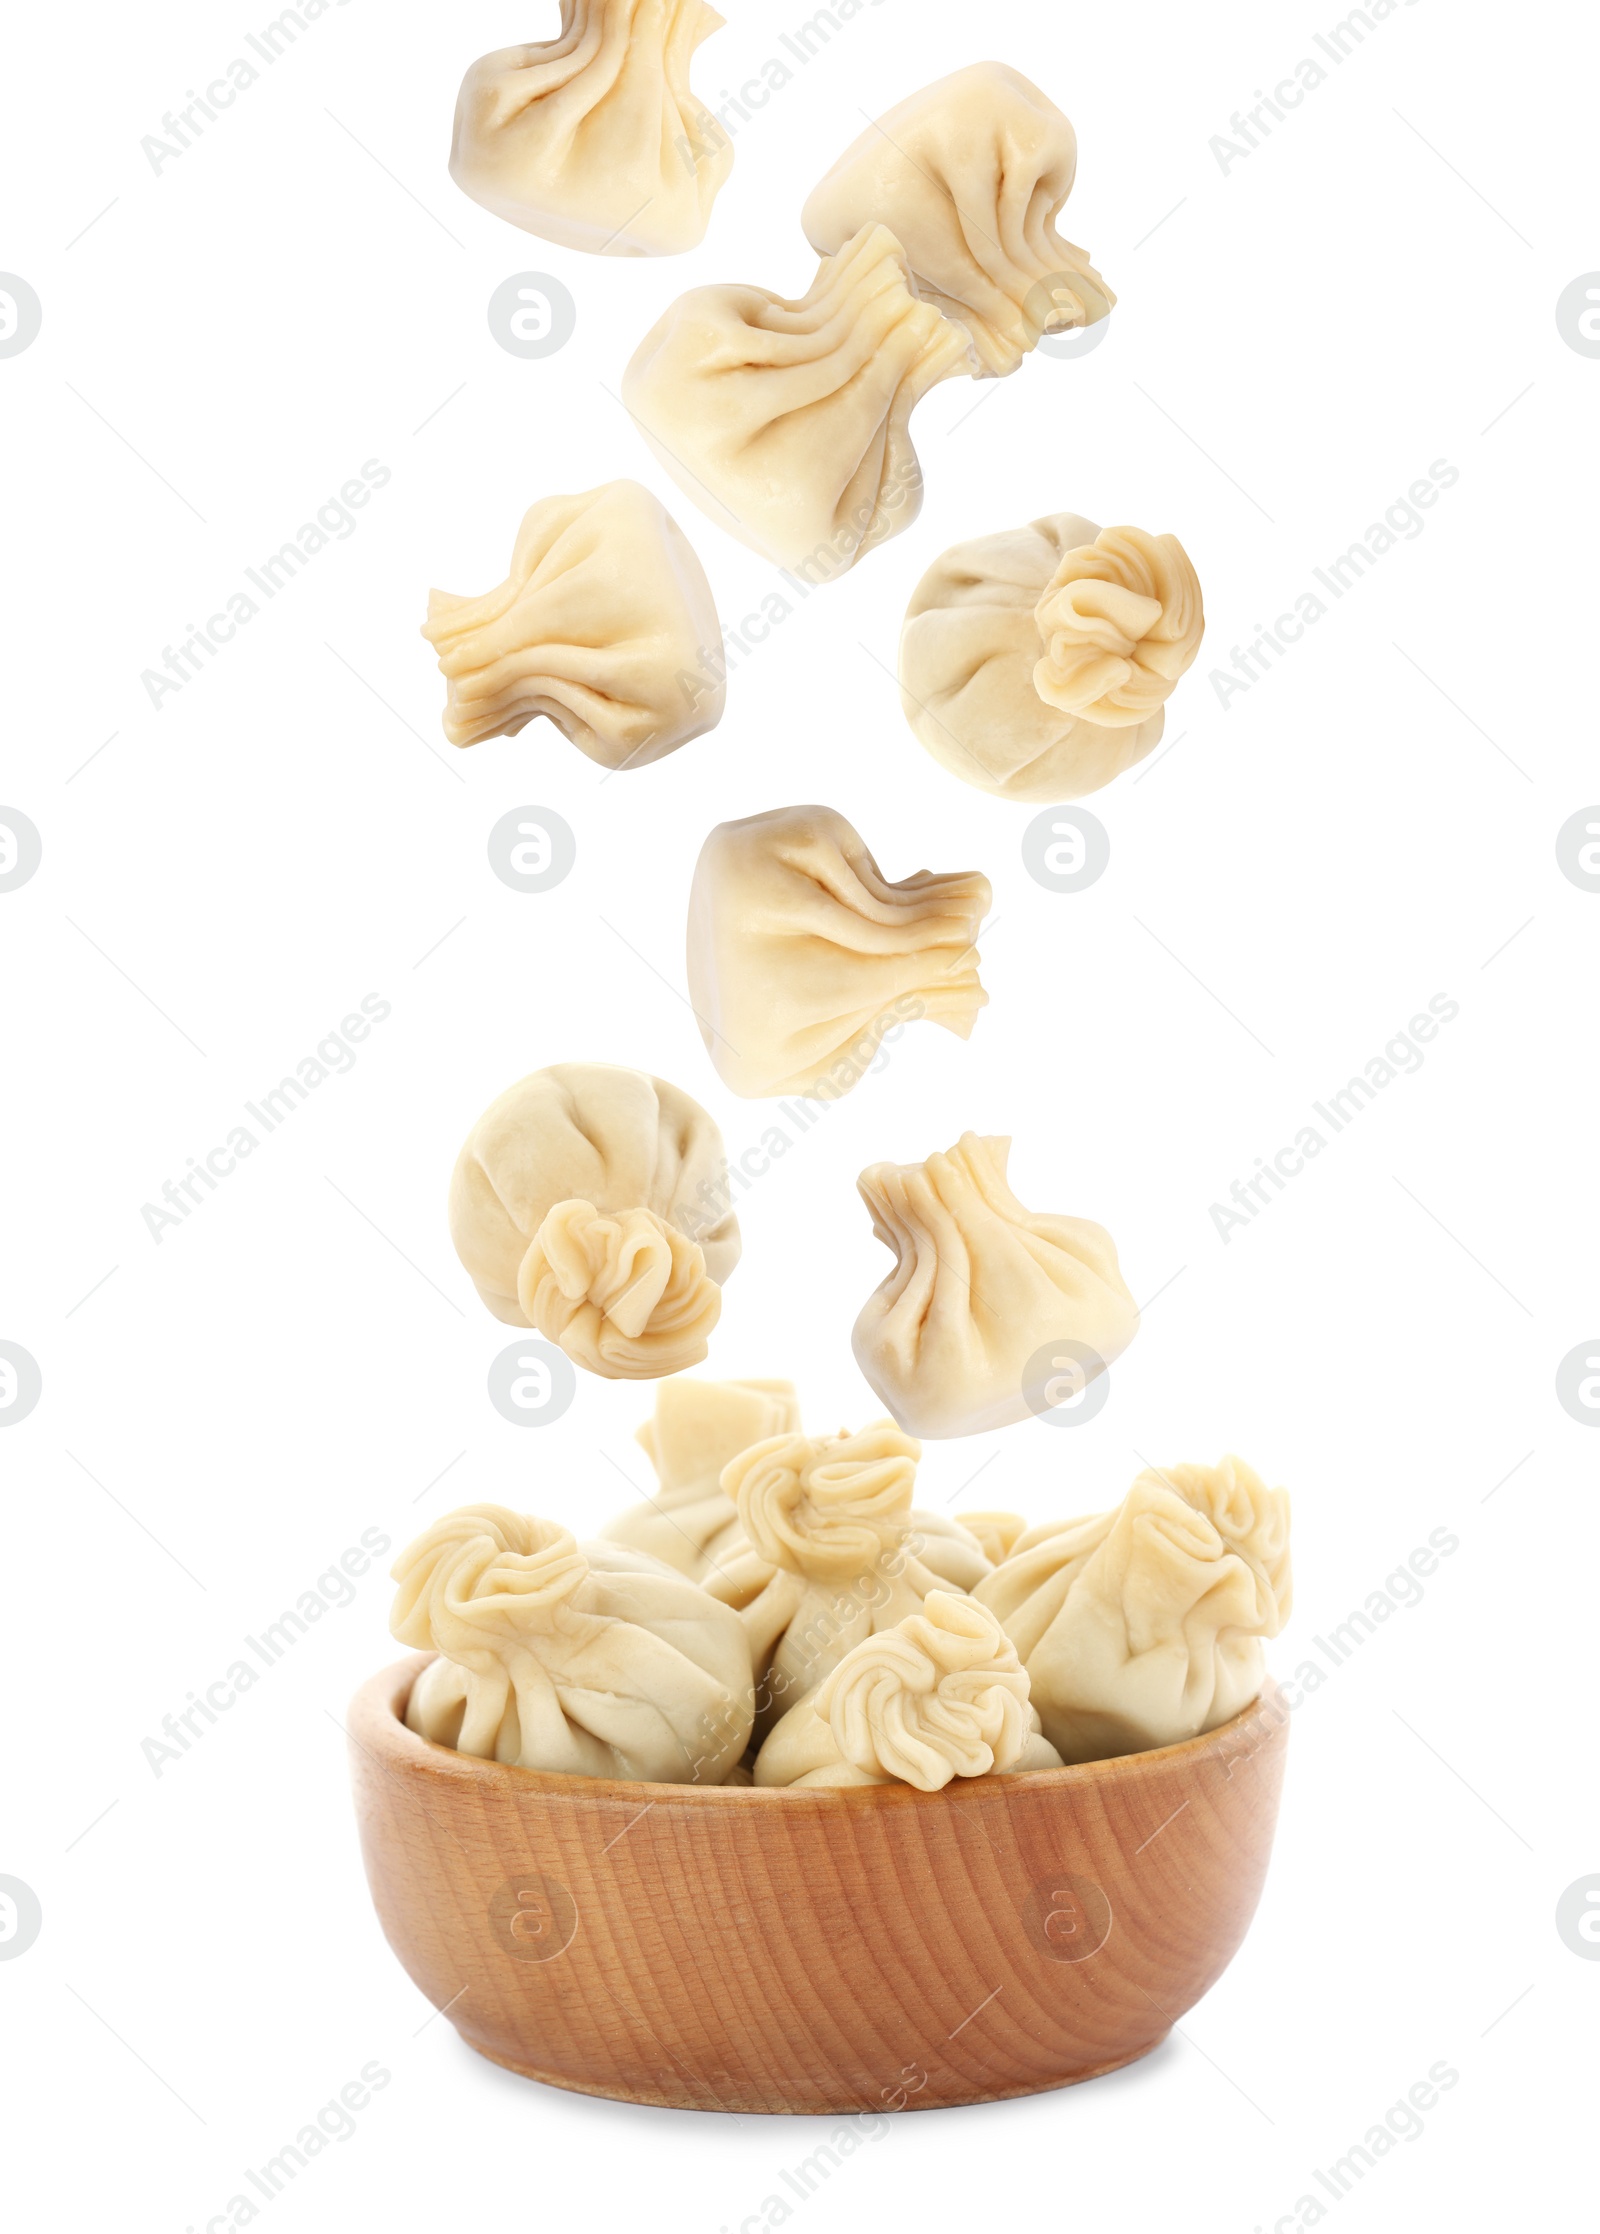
(900, 515, 1205, 801)
(393, 1504, 754, 1782)
(449, 1062, 739, 1378)
(449, 0, 734, 254)
(601, 1374, 802, 1579)
(973, 1457, 1292, 1762)
(802, 62, 1113, 379)
(703, 1419, 966, 1736)
(622, 224, 976, 579)
(754, 1592, 1062, 1789)
(853, 1132, 1139, 1438)
(685, 805, 991, 1100)
(422, 480, 722, 769)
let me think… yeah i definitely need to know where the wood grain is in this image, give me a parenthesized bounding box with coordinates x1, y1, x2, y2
(347, 1655, 1288, 2115)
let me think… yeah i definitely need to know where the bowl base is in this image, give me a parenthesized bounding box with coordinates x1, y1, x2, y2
(460, 2028, 1171, 2115)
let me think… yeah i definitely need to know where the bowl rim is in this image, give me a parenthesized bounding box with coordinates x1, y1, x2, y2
(350, 1654, 1287, 1811)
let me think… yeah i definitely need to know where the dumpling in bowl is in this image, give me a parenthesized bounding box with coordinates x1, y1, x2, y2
(393, 1504, 753, 1782)
(622, 225, 975, 579)
(903, 1511, 994, 1593)
(422, 480, 722, 768)
(973, 1458, 1292, 1763)
(853, 1132, 1139, 1438)
(601, 1375, 802, 1580)
(703, 1420, 970, 1736)
(449, 1062, 738, 1377)
(685, 804, 991, 1099)
(802, 62, 1113, 378)
(449, 0, 733, 254)
(602, 1373, 989, 1588)
(900, 515, 1204, 801)
(953, 1511, 1029, 1566)
(755, 1592, 1062, 1789)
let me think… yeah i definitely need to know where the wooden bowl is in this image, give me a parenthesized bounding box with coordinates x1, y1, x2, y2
(348, 1656, 1288, 2115)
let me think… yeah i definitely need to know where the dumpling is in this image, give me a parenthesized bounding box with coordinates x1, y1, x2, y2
(448, 1062, 739, 1378)
(393, 1504, 753, 1782)
(901, 1511, 993, 1593)
(973, 1457, 1292, 1763)
(703, 1419, 966, 1735)
(900, 516, 1205, 801)
(802, 62, 1113, 379)
(953, 1511, 1028, 1565)
(449, 0, 733, 255)
(422, 480, 722, 768)
(601, 1374, 802, 1579)
(602, 1373, 984, 1589)
(685, 805, 991, 1099)
(622, 224, 976, 579)
(754, 1591, 1062, 1789)
(853, 1131, 1139, 1438)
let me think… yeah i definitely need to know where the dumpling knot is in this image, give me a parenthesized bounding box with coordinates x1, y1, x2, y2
(813, 1591, 1034, 1789)
(518, 1200, 722, 1379)
(1130, 1456, 1293, 1628)
(955, 1511, 1028, 1565)
(1032, 526, 1204, 726)
(725, 1420, 921, 1577)
(390, 1506, 590, 1659)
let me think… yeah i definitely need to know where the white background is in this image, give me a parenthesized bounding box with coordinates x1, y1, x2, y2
(2, 1, 1596, 2227)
